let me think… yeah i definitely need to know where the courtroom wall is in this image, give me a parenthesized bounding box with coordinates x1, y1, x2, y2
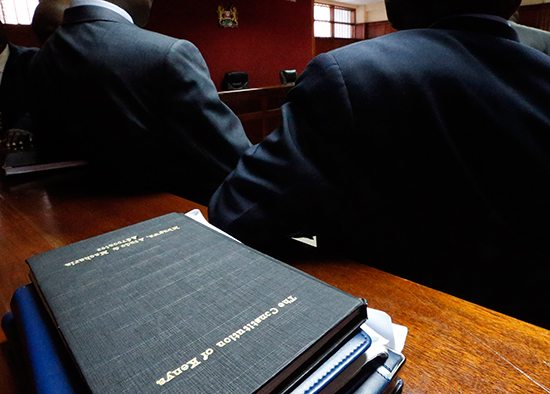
(147, 0, 314, 90)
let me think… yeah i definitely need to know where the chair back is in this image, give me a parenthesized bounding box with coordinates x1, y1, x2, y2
(279, 69, 298, 84)
(222, 71, 249, 90)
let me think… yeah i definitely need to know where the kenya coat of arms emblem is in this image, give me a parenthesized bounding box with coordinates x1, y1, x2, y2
(217, 5, 238, 28)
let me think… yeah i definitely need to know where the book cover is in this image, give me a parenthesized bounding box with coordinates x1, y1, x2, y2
(2, 285, 370, 394)
(27, 213, 367, 394)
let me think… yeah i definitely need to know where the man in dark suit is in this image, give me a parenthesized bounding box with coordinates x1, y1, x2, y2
(0, 21, 38, 144)
(209, 0, 550, 327)
(29, 0, 251, 204)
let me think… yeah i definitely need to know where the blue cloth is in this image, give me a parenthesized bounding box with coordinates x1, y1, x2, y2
(29, 6, 251, 204)
(210, 15, 550, 328)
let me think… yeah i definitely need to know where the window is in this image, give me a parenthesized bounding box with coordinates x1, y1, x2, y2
(1, 0, 39, 25)
(314, 3, 356, 39)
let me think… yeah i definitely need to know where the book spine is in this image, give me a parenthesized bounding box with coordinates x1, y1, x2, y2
(10, 284, 88, 394)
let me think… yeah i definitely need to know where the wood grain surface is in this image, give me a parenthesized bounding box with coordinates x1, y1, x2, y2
(1, 169, 549, 393)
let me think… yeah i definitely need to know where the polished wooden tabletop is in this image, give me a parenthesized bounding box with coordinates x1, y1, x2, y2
(1, 169, 549, 393)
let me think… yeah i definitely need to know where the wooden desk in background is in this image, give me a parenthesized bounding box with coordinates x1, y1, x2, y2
(219, 84, 293, 144)
(0, 169, 549, 393)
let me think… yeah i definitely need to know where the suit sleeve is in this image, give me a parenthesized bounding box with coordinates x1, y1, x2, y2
(157, 40, 252, 189)
(208, 52, 358, 247)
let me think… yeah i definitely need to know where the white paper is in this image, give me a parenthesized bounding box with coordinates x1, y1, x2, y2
(184, 209, 240, 242)
(362, 308, 408, 352)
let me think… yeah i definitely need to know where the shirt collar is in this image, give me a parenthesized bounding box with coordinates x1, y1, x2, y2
(0, 45, 10, 85)
(430, 14, 519, 42)
(70, 0, 134, 23)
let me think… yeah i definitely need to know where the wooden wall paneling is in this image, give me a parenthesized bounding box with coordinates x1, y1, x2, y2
(314, 37, 360, 56)
(364, 20, 396, 39)
(519, 3, 550, 31)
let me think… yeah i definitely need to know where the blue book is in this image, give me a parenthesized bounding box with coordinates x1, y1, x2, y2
(5, 284, 88, 394)
(288, 330, 373, 394)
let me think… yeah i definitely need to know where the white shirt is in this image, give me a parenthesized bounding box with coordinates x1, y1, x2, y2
(70, 0, 134, 24)
(0, 44, 10, 86)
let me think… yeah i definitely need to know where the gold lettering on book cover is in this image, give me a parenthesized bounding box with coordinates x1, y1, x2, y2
(63, 226, 181, 267)
(155, 295, 298, 386)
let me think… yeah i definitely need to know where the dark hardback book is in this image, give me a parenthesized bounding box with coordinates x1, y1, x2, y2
(338, 348, 405, 394)
(1, 149, 87, 176)
(1, 285, 368, 394)
(27, 213, 367, 394)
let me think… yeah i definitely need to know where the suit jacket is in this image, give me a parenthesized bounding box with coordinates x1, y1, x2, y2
(210, 15, 550, 328)
(29, 6, 251, 204)
(0, 44, 38, 133)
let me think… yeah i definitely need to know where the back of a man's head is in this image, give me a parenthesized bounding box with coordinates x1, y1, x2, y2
(32, 0, 71, 44)
(385, 0, 522, 30)
(108, 0, 153, 27)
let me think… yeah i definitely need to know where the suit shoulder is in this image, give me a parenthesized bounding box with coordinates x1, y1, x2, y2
(9, 44, 39, 58)
(122, 25, 177, 45)
(7, 44, 39, 68)
(123, 26, 198, 56)
(328, 30, 429, 60)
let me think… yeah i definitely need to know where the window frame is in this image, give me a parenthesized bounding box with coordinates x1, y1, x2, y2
(314, 3, 356, 39)
(1, 0, 39, 25)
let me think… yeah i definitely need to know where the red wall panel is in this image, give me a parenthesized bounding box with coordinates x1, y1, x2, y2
(146, 0, 314, 90)
(2, 25, 41, 48)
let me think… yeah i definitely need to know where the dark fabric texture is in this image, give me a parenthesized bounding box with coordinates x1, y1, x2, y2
(209, 15, 550, 328)
(0, 44, 39, 133)
(29, 6, 251, 205)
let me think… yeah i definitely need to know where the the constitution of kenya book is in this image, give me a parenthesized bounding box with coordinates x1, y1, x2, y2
(27, 212, 367, 394)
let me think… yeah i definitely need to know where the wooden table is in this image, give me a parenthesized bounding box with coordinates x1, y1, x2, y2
(1, 169, 549, 393)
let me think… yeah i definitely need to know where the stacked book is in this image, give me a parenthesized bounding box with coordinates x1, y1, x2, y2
(1, 148, 87, 176)
(2, 212, 405, 394)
